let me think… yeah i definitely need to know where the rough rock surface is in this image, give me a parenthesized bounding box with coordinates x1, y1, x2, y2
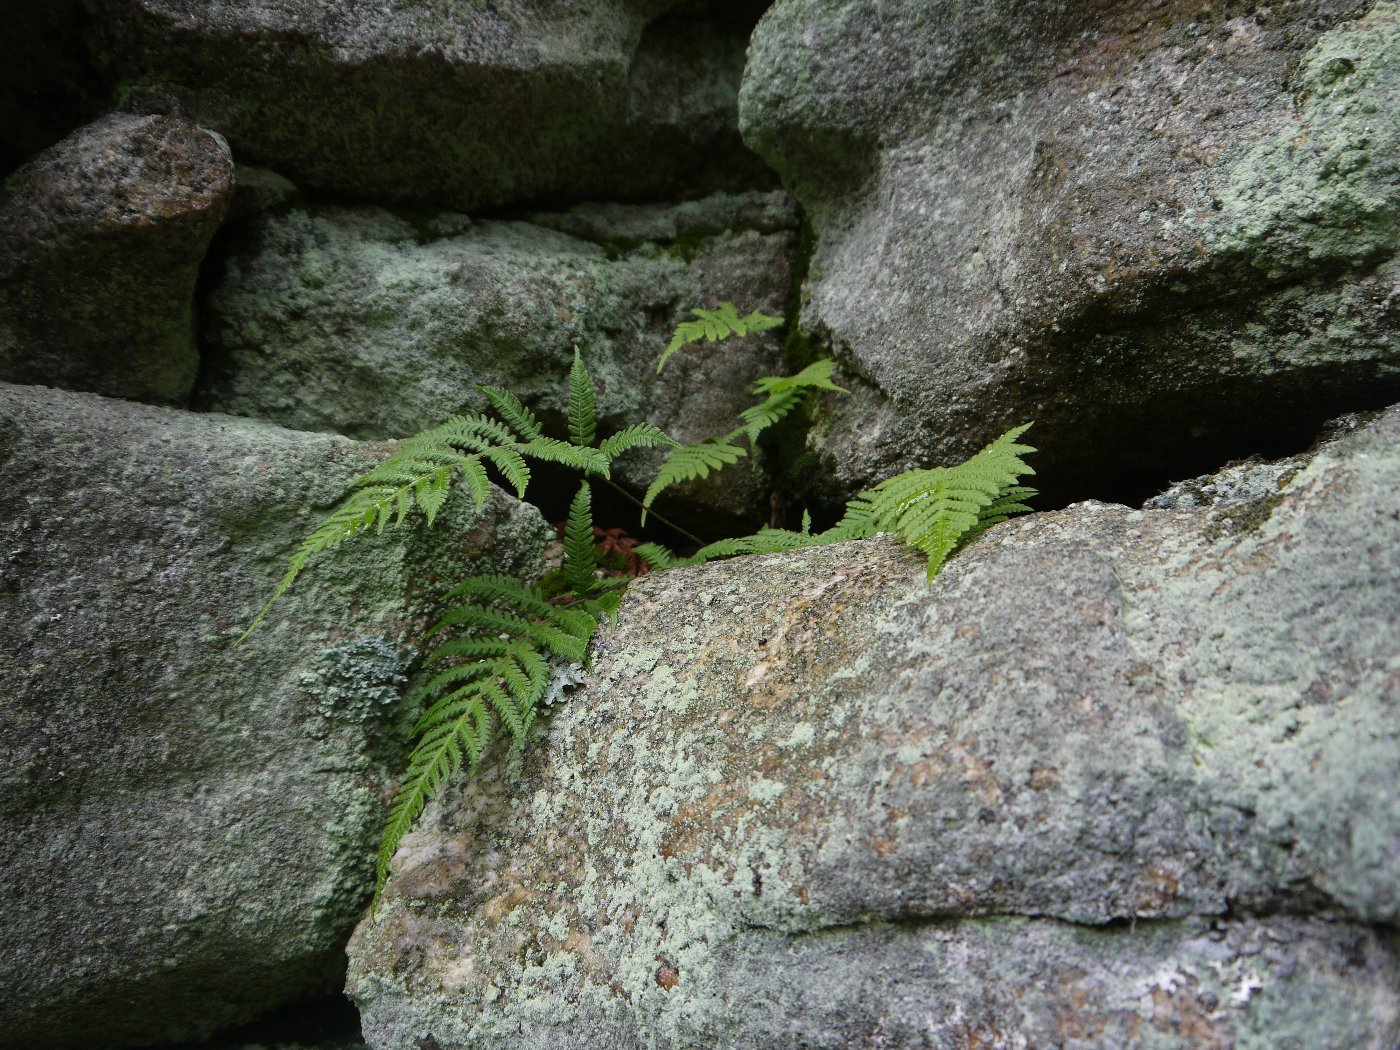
(89, 0, 775, 210)
(200, 191, 799, 526)
(0, 383, 554, 1049)
(0, 113, 234, 404)
(347, 405, 1400, 1048)
(739, 1, 1400, 504)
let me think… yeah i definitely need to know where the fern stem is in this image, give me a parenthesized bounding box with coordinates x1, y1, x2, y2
(597, 475, 706, 548)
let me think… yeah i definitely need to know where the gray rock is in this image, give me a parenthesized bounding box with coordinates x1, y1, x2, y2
(200, 195, 798, 527)
(0, 382, 554, 1048)
(0, 113, 234, 404)
(88, 0, 775, 210)
(346, 404, 1400, 1048)
(739, 1, 1400, 503)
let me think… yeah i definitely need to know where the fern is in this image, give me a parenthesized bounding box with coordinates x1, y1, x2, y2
(657, 302, 783, 373)
(639, 425, 1037, 580)
(640, 359, 847, 518)
(640, 439, 748, 524)
(375, 572, 614, 906)
(737, 359, 846, 445)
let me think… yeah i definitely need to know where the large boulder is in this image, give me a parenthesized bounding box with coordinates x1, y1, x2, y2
(739, 1, 1400, 504)
(0, 383, 554, 1048)
(199, 191, 799, 528)
(87, 0, 775, 211)
(0, 113, 234, 404)
(347, 405, 1400, 1048)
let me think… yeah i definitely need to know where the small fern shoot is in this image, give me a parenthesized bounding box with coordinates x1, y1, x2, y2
(737, 359, 846, 445)
(656, 302, 783, 373)
(641, 358, 846, 519)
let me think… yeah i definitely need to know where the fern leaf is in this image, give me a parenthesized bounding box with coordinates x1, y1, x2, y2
(657, 302, 784, 373)
(483, 445, 531, 495)
(477, 385, 543, 441)
(860, 424, 1037, 579)
(599, 423, 677, 463)
(563, 481, 598, 595)
(441, 574, 557, 618)
(640, 440, 747, 524)
(568, 348, 597, 449)
(375, 568, 614, 907)
(516, 437, 610, 477)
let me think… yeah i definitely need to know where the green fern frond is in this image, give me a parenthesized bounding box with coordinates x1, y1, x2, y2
(635, 425, 1036, 578)
(860, 423, 1037, 579)
(563, 481, 598, 595)
(477, 385, 543, 441)
(375, 565, 615, 907)
(599, 422, 677, 463)
(568, 348, 597, 450)
(737, 359, 847, 444)
(640, 439, 748, 524)
(514, 437, 610, 476)
(657, 302, 784, 373)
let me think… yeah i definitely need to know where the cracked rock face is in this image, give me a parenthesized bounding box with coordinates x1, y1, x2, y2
(0, 113, 234, 404)
(739, 0, 1400, 504)
(346, 405, 1400, 1048)
(87, 0, 775, 210)
(0, 382, 553, 1049)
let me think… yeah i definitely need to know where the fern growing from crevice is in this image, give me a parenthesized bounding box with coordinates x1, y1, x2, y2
(369, 351, 644, 906)
(248, 302, 1039, 913)
(642, 358, 847, 523)
(638, 424, 1037, 580)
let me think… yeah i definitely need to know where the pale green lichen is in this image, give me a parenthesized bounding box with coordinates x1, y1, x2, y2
(1208, 3, 1400, 278)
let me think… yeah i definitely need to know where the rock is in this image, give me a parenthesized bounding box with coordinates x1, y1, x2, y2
(199, 193, 799, 528)
(346, 404, 1400, 1048)
(0, 382, 555, 1048)
(739, 1, 1400, 505)
(88, 0, 776, 211)
(0, 113, 234, 404)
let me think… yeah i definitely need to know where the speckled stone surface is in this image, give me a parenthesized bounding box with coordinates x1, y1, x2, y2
(0, 382, 554, 1048)
(86, 0, 775, 210)
(739, 1, 1400, 503)
(0, 113, 233, 404)
(347, 405, 1400, 1048)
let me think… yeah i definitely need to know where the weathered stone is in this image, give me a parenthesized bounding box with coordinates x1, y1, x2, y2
(739, 1, 1400, 504)
(199, 193, 798, 528)
(347, 405, 1400, 1048)
(0, 113, 234, 404)
(0, 382, 554, 1048)
(88, 0, 775, 211)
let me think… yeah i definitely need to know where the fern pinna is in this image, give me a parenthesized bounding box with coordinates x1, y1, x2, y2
(643, 356, 846, 523)
(656, 301, 783, 374)
(638, 424, 1037, 580)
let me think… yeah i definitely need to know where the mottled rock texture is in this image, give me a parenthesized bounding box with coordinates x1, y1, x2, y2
(740, 1, 1400, 504)
(200, 191, 798, 526)
(0, 383, 554, 1049)
(0, 113, 234, 404)
(88, 0, 775, 210)
(348, 405, 1400, 1048)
